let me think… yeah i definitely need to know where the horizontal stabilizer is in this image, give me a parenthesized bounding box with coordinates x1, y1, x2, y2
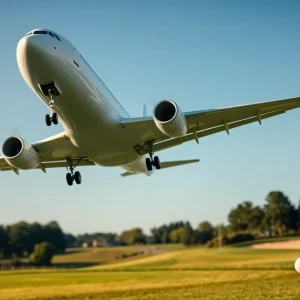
(120, 159, 199, 177)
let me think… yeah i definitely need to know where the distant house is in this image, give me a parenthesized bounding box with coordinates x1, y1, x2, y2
(82, 237, 120, 248)
(82, 242, 89, 248)
(82, 240, 92, 248)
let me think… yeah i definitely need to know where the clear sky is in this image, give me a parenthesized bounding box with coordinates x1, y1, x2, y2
(1, 0, 300, 235)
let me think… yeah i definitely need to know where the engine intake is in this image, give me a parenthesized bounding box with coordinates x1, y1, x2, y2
(153, 100, 187, 137)
(1, 136, 40, 170)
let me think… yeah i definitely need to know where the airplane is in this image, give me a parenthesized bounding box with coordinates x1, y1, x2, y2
(0, 28, 300, 186)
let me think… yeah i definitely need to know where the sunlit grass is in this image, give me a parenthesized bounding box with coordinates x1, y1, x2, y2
(87, 247, 300, 270)
(1, 247, 300, 299)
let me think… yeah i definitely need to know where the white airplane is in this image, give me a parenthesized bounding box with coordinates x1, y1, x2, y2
(0, 28, 300, 186)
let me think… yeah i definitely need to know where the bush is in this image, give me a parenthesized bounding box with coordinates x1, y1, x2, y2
(11, 258, 21, 267)
(29, 242, 55, 266)
(228, 233, 255, 244)
(0, 258, 21, 269)
(206, 233, 255, 248)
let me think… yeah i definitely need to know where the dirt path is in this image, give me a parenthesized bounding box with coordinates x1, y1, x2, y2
(252, 240, 300, 249)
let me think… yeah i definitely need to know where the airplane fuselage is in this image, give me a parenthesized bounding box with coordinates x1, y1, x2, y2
(17, 29, 149, 174)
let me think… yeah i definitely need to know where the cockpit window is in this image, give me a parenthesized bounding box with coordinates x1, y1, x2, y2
(53, 33, 61, 41)
(33, 30, 48, 35)
(25, 32, 32, 36)
(48, 32, 55, 38)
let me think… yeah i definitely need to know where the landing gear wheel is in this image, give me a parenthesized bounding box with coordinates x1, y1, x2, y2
(74, 171, 82, 184)
(66, 173, 73, 186)
(52, 113, 58, 125)
(153, 156, 161, 169)
(45, 114, 51, 126)
(146, 158, 153, 171)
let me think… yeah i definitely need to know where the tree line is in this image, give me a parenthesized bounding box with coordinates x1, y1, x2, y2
(1, 190, 300, 264)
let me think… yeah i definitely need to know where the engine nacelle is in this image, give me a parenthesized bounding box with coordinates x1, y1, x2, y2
(1, 136, 40, 170)
(153, 100, 187, 138)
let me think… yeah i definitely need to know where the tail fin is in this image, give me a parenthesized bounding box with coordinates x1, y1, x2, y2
(120, 159, 199, 177)
(143, 103, 147, 117)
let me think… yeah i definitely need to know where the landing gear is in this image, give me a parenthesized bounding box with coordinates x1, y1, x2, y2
(45, 88, 59, 126)
(146, 157, 152, 171)
(45, 112, 58, 126)
(74, 171, 82, 184)
(66, 158, 83, 186)
(52, 113, 58, 125)
(145, 155, 161, 171)
(66, 170, 82, 186)
(145, 142, 161, 171)
(66, 173, 73, 186)
(153, 156, 161, 169)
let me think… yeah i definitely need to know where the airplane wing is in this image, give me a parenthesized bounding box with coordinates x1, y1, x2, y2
(0, 132, 94, 173)
(120, 96, 300, 155)
(120, 159, 199, 177)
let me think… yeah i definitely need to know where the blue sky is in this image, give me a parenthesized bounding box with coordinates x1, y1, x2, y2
(1, 0, 300, 235)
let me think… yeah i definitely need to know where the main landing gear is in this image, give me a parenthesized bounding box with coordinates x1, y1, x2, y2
(145, 142, 161, 171)
(66, 158, 82, 186)
(45, 87, 58, 126)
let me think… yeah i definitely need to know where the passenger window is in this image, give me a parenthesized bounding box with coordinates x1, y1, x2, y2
(53, 33, 61, 41)
(49, 32, 55, 38)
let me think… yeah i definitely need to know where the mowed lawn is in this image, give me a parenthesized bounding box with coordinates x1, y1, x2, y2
(1, 247, 300, 300)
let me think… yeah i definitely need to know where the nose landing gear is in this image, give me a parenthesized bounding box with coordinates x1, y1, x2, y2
(45, 90, 59, 126)
(45, 112, 58, 126)
(39, 82, 61, 127)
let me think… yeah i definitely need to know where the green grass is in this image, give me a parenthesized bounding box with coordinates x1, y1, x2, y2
(86, 247, 300, 271)
(50, 245, 184, 266)
(2, 247, 300, 299)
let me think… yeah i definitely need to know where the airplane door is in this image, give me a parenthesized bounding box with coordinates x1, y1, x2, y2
(73, 48, 79, 67)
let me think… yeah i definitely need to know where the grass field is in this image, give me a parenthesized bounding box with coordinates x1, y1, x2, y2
(1, 246, 300, 299)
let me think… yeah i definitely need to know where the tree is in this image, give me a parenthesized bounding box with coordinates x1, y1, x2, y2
(43, 221, 66, 252)
(65, 233, 76, 248)
(150, 221, 185, 244)
(0, 226, 9, 258)
(120, 228, 146, 245)
(8, 221, 31, 256)
(29, 242, 55, 266)
(195, 221, 213, 244)
(27, 223, 44, 254)
(228, 201, 264, 233)
(181, 222, 194, 246)
(264, 191, 296, 236)
(169, 227, 185, 243)
(197, 221, 213, 233)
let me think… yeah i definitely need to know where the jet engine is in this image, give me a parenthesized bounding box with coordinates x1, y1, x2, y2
(1, 136, 40, 170)
(153, 100, 187, 138)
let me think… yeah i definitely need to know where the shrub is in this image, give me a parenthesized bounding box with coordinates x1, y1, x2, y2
(29, 242, 55, 266)
(206, 233, 255, 248)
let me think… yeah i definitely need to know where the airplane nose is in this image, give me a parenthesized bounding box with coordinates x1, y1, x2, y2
(17, 36, 46, 62)
(16, 36, 47, 83)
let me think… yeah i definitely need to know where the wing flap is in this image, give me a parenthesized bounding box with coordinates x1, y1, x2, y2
(185, 97, 300, 131)
(39, 159, 95, 169)
(120, 159, 199, 177)
(120, 96, 300, 153)
(135, 109, 285, 155)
